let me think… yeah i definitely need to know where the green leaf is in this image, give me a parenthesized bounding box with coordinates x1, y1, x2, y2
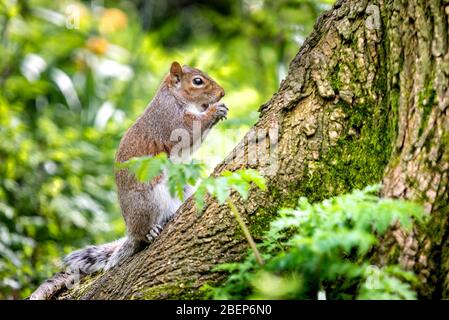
(213, 177, 230, 204)
(232, 180, 250, 200)
(240, 169, 267, 190)
(194, 184, 208, 212)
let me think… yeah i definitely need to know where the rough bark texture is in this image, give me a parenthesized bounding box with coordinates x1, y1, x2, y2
(57, 0, 449, 299)
(378, 0, 449, 299)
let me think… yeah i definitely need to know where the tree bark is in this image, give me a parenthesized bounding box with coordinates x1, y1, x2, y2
(57, 0, 449, 299)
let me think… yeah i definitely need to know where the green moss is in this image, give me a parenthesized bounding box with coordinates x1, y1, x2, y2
(442, 131, 449, 162)
(301, 100, 390, 204)
(248, 207, 278, 239)
(247, 186, 291, 239)
(386, 244, 401, 265)
(388, 89, 399, 140)
(248, 102, 391, 232)
(60, 272, 102, 299)
(418, 79, 436, 136)
(330, 62, 342, 92)
(139, 281, 204, 300)
(422, 198, 449, 298)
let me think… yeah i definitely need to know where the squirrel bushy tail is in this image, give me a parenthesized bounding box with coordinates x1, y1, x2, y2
(29, 237, 140, 300)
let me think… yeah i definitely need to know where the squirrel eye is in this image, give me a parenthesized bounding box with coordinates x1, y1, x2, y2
(192, 77, 204, 86)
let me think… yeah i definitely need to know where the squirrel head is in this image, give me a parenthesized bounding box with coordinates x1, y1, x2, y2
(166, 61, 225, 108)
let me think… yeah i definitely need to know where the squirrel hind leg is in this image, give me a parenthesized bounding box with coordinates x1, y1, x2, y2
(145, 183, 194, 242)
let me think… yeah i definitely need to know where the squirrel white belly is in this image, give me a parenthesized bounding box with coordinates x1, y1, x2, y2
(30, 62, 227, 299)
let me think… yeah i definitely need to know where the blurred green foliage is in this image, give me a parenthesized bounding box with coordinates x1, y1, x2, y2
(0, 0, 332, 299)
(206, 186, 424, 300)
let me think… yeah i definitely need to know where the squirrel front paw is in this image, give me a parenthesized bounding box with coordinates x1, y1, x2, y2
(210, 102, 228, 121)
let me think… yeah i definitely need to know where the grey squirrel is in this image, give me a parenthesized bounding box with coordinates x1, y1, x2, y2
(29, 62, 227, 299)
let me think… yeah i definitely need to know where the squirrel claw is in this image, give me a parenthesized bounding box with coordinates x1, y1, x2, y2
(146, 224, 163, 243)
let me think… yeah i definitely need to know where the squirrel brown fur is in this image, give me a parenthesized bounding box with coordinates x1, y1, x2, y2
(29, 62, 227, 299)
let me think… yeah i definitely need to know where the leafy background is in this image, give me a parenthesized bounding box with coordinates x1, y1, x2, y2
(0, 0, 333, 299)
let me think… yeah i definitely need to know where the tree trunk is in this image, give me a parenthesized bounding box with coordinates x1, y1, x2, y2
(57, 0, 449, 299)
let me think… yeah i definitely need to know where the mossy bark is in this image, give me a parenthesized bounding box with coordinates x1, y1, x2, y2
(57, 0, 449, 299)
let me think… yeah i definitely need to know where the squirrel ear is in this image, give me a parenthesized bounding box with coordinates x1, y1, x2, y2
(170, 61, 183, 83)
